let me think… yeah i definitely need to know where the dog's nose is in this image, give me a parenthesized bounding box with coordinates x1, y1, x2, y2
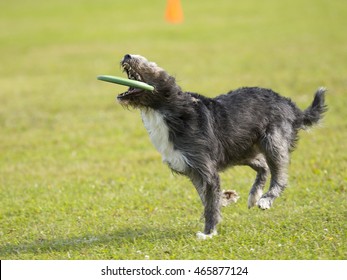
(124, 54, 131, 60)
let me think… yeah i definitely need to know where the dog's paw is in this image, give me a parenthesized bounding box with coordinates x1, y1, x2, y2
(196, 230, 217, 240)
(256, 197, 273, 210)
(248, 189, 263, 209)
(221, 190, 239, 207)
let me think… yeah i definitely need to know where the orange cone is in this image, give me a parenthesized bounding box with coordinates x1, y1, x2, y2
(165, 0, 184, 24)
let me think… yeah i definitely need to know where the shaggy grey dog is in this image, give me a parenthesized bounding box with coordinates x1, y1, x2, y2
(117, 54, 327, 239)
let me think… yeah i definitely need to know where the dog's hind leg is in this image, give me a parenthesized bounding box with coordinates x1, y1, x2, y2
(257, 128, 290, 210)
(246, 154, 269, 208)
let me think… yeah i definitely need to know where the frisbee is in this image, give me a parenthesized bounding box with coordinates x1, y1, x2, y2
(97, 75, 154, 91)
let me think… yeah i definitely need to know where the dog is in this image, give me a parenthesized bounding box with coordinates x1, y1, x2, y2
(116, 54, 327, 239)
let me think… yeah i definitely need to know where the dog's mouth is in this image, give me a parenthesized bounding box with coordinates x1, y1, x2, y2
(118, 61, 144, 99)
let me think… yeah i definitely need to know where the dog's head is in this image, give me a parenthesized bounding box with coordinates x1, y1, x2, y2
(117, 54, 181, 108)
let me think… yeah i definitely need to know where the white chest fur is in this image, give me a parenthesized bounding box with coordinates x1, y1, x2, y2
(141, 109, 188, 173)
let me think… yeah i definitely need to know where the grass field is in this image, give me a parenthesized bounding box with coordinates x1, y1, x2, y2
(0, 0, 346, 260)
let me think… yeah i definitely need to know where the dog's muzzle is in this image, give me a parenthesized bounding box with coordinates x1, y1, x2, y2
(118, 54, 144, 97)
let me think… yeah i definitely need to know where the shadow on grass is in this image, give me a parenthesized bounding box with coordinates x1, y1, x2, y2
(0, 226, 185, 259)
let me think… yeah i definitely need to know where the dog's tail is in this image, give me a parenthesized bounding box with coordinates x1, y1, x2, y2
(301, 87, 328, 128)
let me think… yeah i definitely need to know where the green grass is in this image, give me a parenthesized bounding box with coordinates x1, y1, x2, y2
(0, 0, 346, 259)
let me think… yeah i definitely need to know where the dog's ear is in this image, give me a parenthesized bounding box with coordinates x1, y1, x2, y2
(152, 72, 180, 95)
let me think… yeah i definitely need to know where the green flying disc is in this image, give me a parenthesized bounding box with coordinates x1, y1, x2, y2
(97, 75, 154, 91)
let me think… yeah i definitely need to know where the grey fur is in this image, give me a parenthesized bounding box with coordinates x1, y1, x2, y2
(117, 54, 328, 236)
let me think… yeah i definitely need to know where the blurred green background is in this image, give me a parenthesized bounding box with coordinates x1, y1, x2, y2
(0, 0, 346, 259)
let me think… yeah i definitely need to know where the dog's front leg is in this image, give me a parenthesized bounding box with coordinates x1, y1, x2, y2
(189, 171, 207, 206)
(203, 173, 222, 237)
(191, 171, 222, 240)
